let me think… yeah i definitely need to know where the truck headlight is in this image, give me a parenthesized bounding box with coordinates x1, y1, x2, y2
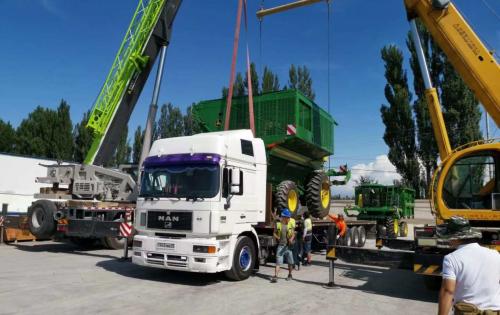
(193, 245, 217, 254)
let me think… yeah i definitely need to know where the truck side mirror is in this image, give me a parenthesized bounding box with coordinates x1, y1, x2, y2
(231, 169, 243, 195)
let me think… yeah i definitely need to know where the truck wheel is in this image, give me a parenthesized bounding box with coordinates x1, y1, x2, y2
(306, 171, 331, 219)
(102, 236, 127, 250)
(399, 221, 409, 237)
(27, 200, 57, 239)
(69, 237, 97, 248)
(225, 236, 256, 281)
(384, 217, 398, 239)
(344, 228, 352, 247)
(357, 226, 366, 247)
(275, 180, 299, 214)
(351, 226, 360, 247)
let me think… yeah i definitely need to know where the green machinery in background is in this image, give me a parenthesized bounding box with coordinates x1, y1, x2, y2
(193, 89, 350, 218)
(344, 184, 415, 238)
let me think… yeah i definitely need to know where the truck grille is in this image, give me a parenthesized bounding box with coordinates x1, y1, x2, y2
(147, 211, 192, 231)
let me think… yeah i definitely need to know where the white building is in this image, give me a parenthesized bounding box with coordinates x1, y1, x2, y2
(0, 153, 68, 214)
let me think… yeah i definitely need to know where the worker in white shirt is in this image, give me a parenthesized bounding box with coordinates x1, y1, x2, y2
(438, 216, 500, 315)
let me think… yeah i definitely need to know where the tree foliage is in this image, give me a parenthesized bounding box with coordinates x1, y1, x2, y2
(354, 175, 377, 186)
(156, 102, 184, 139)
(73, 110, 93, 163)
(288, 64, 315, 100)
(380, 45, 421, 195)
(261, 66, 280, 93)
(0, 119, 16, 153)
(132, 126, 144, 164)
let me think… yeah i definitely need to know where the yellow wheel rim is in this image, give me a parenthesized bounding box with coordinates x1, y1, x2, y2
(288, 190, 298, 212)
(321, 182, 330, 209)
(394, 219, 399, 235)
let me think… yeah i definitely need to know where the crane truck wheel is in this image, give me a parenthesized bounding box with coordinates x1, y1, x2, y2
(399, 221, 409, 237)
(225, 236, 256, 281)
(305, 172, 331, 219)
(275, 180, 300, 214)
(27, 200, 57, 239)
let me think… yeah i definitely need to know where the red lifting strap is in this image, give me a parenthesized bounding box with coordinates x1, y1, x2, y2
(224, 0, 255, 135)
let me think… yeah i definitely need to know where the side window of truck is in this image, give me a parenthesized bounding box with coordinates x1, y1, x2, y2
(241, 139, 254, 156)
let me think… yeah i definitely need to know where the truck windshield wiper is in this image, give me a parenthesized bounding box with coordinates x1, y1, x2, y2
(186, 196, 205, 202)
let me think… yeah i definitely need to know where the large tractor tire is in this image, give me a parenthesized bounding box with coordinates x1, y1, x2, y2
(305, 171, 331, 219)
(225, 236, 256, 281)
(275, 180, 300, 215)
(399, 221, 409, 238)
(27, 200, 57, 239)
(384, 217, 399, 239)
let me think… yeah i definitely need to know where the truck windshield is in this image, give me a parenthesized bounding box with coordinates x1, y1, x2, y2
(140, 164, 220, 199)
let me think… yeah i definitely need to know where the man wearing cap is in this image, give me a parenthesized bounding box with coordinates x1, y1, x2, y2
(271, 208, 295, 283)
(438, 216, 500, 315)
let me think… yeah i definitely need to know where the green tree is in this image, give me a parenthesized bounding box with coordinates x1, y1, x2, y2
(156, 103, 184, 139)
(184, 104, 202, 136)
(380, 45, 421, 195)
(288, 64, 315, 100)
(53, 100, 74, 160)
(0, 119, 16, 153)
(234, 73, 245, 97)
(16, 104, 73, 159)
(109, 125, 131, 166)
(261, 66, 280, 93)
(354, 175, 377, 186)
(406, 23, 442, 192)
(73, 110, 93, 163)
(132, 125, 144, 164)
(441, 62, 482, 147)
(244, 62, 260, 96)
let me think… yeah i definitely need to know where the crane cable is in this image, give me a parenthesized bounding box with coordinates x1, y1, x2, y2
(224, 0, 255, 135)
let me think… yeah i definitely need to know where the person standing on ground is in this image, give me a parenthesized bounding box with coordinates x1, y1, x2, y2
(302, 211, 313, 266)
(293, 215, 303, 270)
(437, 216, 500, 315)
(271, 209, 295, 283)
(327, 213, 347, 242)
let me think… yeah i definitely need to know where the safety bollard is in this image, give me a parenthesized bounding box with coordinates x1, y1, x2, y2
(324, 223, 339, 289)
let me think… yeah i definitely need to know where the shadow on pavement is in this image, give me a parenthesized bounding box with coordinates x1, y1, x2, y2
(10, 241, 117, 260)
(96, 258, 225, 286)
(295, 260, 438, 303)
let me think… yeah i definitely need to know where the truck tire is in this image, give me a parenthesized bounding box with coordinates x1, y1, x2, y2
(102, 236, 127, 250)
(275, 180, 299, 214)
(344, 228, 352, 247)
(399, 221, 409, 237)
(357, 226, 366, 247)
(28, 200, 57, 239)
(305, 171, 331, 219)
(69, 237, 97, 248)
(384, 217, 398, 239)
(225, 236, 256, 281)
(351, 226, 360, 247)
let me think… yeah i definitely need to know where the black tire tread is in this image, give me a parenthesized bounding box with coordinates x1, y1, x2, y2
(305, 171, 330, 219)
(385, 217, 397, 239)
(27, 200, 57, 239)
(275, 180, 299, 213)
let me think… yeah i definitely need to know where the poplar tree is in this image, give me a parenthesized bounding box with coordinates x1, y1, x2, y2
(73, 110, 93, 163)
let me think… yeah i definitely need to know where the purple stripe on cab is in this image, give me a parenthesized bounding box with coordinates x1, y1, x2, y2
(143, 153, 221, 167)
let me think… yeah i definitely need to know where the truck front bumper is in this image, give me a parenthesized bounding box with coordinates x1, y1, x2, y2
(131, 235, 229, 273)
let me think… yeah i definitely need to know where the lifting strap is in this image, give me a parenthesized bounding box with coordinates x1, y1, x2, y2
(224, 0, 255, 135)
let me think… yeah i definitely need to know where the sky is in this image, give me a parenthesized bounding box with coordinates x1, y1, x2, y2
(0, 0, 499, 193)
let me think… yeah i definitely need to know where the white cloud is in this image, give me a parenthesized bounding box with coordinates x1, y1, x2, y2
(332, 155, 401, 197)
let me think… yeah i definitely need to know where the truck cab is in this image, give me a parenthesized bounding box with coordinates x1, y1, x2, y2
(132, 130, 267, 279)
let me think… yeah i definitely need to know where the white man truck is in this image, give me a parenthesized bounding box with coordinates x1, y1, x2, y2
(132, 130, 268, 280)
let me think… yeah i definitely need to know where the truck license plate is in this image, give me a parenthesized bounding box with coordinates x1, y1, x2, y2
(157, 242, 175, 250)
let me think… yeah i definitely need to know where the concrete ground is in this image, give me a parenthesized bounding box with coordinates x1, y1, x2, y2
(0, 239, 437, 315)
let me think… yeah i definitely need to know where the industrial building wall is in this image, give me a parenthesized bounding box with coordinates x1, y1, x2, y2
(0, 154, 65, 213)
